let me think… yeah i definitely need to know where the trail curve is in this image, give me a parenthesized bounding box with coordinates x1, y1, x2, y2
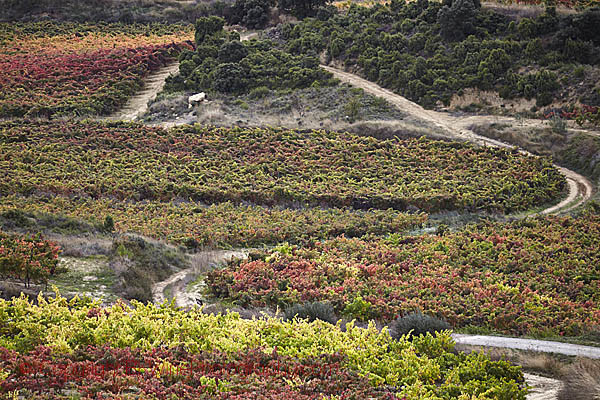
(322, 65, 593, 215)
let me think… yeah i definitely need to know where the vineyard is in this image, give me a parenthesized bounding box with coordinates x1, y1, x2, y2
(0, 196, 427, 249)
(208, 213, 600, 337)
(0, 294, 526, 399)
(0, 120, 565, 215)
(0, 22, 192, 117)
(0, 4, 599, 399)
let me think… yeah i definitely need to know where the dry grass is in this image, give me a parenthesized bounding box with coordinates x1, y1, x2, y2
(558, 358, 600, 400)
(469, 123, 567, 155)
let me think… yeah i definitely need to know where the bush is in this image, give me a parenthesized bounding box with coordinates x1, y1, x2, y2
(390, 312, 450, 339)
(229, 0, 274, 29)
(211, 63, 247, 93)
(549, 114, 567, 134)
(165, 19, 334, 96)
(437, 0, 478, 41)
(284, 301, 338, 324)
(278, 0, 330, 18)
(218, 40, 248, 63)
(248, 86, 271, 99)
(102, 215, 115, 233)
(195, 16, 225, 45)
(344, 96, 362, 123)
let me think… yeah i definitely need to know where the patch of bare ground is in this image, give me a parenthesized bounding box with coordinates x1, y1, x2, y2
(145, 85, 445, 138)
(449, 87, 536, 113)
(558, 358, 600, 400)
(152, 249, 250, 308)
(481, 1, 578, 19)
(526, 374, 563, 400)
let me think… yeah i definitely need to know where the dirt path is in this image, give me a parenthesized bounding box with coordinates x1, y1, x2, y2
(107, 62, 180, 122)
(152, 249, 249, 307)
(322, 65, 593, 215)
(453, 334, 600, 359)
(525, 374, 563, 400)
(109, 30, 258, 126)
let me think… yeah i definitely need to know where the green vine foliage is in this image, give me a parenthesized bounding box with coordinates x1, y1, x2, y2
(0, 293, 526, 398)
(0, 120, 565, 215)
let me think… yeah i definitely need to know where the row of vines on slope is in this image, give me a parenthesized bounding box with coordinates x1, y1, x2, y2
(0, 22, 193, 118)
(0, 120, 566, 214)
(0, 196, 427, 249)
(0, 294, 526, 399)
(207, 212, 600, 337)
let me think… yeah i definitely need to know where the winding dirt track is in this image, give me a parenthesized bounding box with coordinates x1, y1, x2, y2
(107, 63, 180, 121)
(322, 65, 593, 216)
(152, 249, 249, 307)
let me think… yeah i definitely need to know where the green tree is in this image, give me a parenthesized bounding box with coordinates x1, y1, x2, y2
(195, 16, 225, 45)
(229, 0, 274, 29)
(211, 63, 247, 93)
(278, 0, 330, 18)
(218, 40, 249, 63)
(437, 0, 478, 41)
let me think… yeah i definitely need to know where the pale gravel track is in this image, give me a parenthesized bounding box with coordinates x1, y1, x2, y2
(453, 334, 600, 359)
(322, 65, 593, 215)
(106, 62, 180, 122)
(524, 374, 563, 400)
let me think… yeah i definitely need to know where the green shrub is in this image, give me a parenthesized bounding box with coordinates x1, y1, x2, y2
(229, 0, 274, 29)
(549, 114, 567, 134)
(391, 312, 450, 339)
(102, 215, 115, 233)
(284, 301, 338, 324)
(218, 40, 248, 63)
(248, 86, 271, 99)
(195, 16, 225, 45)
(165, 21, 334, 96)
(278, 0, 330, 18)
(212, 63, 247, 93)
(344, 96, 362, 122)
(437, 0, 478, 41)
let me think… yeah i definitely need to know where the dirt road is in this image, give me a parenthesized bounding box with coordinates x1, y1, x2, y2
(322, 65, 593, 215)
(107, 63, 180, 122)
(525, 374, 563, 400)
(152, 249, 249, 307)
(453, 334, 600, 359)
